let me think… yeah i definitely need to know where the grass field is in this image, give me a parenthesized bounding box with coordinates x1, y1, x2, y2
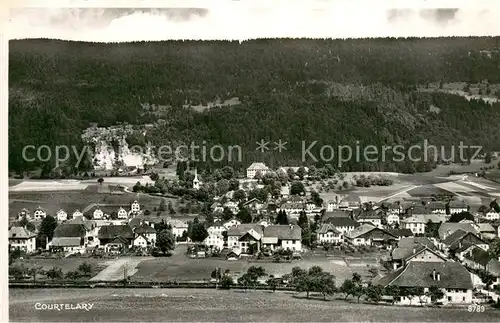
(130, 247, 376, 285)
(9, 288, 500, 322)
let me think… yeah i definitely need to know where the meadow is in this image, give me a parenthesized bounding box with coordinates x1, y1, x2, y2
(9, 288, 500, 322)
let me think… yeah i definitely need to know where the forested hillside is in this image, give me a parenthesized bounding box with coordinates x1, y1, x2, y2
(8, 37, 500, 174)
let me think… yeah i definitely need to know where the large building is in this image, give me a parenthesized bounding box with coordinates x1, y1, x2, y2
(8, 226, 37, 253)
(246, 162, 270, 179)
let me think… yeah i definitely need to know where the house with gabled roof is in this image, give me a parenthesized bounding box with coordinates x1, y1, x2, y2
(462, 247, 491, 271)
(203, 233, 225, 250)
(262, 224, 302, 252)
(33, 206, 46, 220)
(169, 219, 188, 239)
(355, 209, 383, 227)
(72, 209, 83, 218)
(48, 223, 87, 253)
(322, 216, 358, 234)
(387, 228, 414, 239)
(427, 201, 447, 215)
(376, 261, 473, 305)
(133, 222, 156, 246)
(438, 223, 479, 241)
(67, 216, 99, 247)
(98, 225, 134, 248)
(117, 207, 128, 219)
(8, 226, 37, 253)
(246, 162, 270, 179)
(447, 200, 469, 214)
(401, 214, 445, 235)
(56, 209, 68, 222)
(133, 234, 150, 248)
(242, 198, 264, 213)
(227, 224, 264, 254)
(223, 218, 242, 230)
(441, 229, 487, 254)
(344, 223, 398, 247)
(317, 224, 343, 245)
(207, 220, 227, 235)
(391, 242, 447, 270)
(131, 200, 141, 213)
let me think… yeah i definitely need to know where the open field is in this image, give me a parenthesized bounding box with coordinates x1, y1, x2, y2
(130, 246, 378, 285)
(9, 176, 155, 192)
(9, 288, 500, 322)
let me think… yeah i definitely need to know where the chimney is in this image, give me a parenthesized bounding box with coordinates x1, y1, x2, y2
(289, 224, 293, 230)
(413, 248, 416, 254)
(432, 269, 436, 280)
(437, 273, 441, 281)
(459, 241, 462, 249)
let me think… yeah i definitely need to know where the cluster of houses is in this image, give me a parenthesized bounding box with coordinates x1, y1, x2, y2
(8, 200, 179, 255)
(8, 160, 500, 306)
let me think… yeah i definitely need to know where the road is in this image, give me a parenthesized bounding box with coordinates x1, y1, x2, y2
(90, 257, 153, 281)
(377, 185, 420, 203)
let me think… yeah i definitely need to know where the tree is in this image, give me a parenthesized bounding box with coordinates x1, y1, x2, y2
(425, 285, 444, 305)
(489, 238, 500, 258)
(168, 202, 176, 214)
(222, 207, 234, 221)
(485, 152, 492, 164)
(368, 267, 378, 280)
(158, 200, 167, 212)
(150, 172, 159, 181)
(38, 215, 58, 240)
(78, 262, 92, 277)
(236, 208, 252, 224)
(233, 189, 246, 202)
(9, 265, 25, 280)
(18, 216, 35, 232)
(266, 275, 279, 292)
(286, 168, 296, 181)
(228, 178, 239, 191)
(46, 266, 63, 281)
(220, 275, 233, 289)
(221, 166, 235, 180)
(298, 211, 309, 230)
(316, 272, 337, 300)
(310, 190, 323, 207)
(65, 271, 80, 280)
(296, 167, 306, 180)
(383, 285, 400, 304)
(156, 230, 175, 254)
(238, 273, 255, 291)
(290, 181, 305, 195)
(365, 284, 383, 303)
(97, 177, 104, 185)
(189, 221, 209, 242)
(275, 210, 288, 225)
(216, 179, 230, 196)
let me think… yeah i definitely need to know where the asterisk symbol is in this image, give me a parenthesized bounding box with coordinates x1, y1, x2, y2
(274, 139, 287, 152)
(255, 139, 270, 152)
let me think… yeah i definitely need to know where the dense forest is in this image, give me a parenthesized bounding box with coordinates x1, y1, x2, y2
(8, 37, 500, 174)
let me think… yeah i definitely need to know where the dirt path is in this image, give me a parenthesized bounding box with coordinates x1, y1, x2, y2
(90, 257, 153, 281)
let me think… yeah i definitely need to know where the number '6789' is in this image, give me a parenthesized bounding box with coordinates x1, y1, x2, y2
(468, 305, 485, 312)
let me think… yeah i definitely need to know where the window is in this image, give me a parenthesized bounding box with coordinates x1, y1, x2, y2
(448, 296, 452, 302)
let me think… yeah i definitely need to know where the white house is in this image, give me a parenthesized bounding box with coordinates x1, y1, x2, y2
(317, 224, 343, 244)
(322, 216, 357, 234)
(33, 206, 46, 220)
(262, 224, 302, 252)
(133, 234, 149, 248)
(387, 213, 400, 225)
(169, 219, 188, 239)
(223, 201, 239, 214)
(484, 208, 500, 221)
(8, 226, 37, 253)
(56, 209, 68, 222)
(400, 214, 445, 235)
(117, 207, 128, 219)
(130, 200, 141, 213)
(134, 222, 157, 246)
(203, 233, 225, 250)
(93, 207, 104, 219)
(344, 224, 398, 247)
(72, 209, 83, 218)
(448, 200, 469, 214)
(227, 224, 264, 253)
(246, 162, 270, 179)
(223, 218, 242, 230)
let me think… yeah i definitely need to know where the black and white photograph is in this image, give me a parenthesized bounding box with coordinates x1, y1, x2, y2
(5, 0, 500, 321)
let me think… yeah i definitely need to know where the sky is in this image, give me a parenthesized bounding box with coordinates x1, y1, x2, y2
(6, 1, 500, 42)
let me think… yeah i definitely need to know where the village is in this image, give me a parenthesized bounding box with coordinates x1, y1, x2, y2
(8, 162, 500, 308)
